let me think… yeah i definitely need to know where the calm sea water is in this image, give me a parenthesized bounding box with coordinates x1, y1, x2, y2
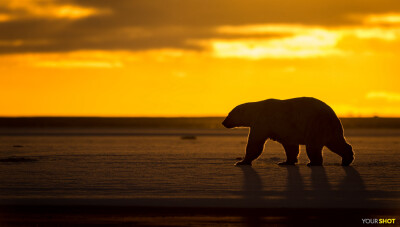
(0, 128, 399, 208)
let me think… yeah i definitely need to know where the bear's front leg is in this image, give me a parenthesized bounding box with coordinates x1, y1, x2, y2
(235, 129, 266, 166)
(305, 145, 323, 166)
(278, 143, 299, 165)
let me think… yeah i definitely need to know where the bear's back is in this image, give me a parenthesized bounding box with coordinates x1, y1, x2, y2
(259, 97, 336, 119)
(256, 97, 343, 145)
(284, 97, 336, 117)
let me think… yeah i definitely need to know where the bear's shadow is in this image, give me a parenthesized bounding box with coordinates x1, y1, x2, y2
(238, 166, 373, 225)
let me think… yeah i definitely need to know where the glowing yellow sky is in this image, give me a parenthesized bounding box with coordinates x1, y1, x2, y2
(1, 1, 400, 117)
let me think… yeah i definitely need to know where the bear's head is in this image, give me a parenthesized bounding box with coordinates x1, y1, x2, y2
(222, 103, 256, 128)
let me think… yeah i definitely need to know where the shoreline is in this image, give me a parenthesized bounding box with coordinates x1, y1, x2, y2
(1, 128, 400, 137)
(1, 117, 400, 129)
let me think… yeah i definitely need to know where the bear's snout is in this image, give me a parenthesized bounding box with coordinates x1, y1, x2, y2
(222, 119, 232, 128)
(222, 120, 227, 127)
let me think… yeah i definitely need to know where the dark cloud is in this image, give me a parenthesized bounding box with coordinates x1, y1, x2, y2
(0, 0, 400, 54)
(70, 0, 400, 27)
(0, 19, 286, 54)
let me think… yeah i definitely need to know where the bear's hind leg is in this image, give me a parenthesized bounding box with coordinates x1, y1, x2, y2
(278, 143, 299, 165)
(306, 145, 323, 166)
(326, 139, 354, 166)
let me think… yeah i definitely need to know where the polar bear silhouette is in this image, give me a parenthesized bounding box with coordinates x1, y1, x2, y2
(222, 97, 354, 166)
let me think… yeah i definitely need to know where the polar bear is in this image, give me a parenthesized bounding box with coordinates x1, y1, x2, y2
(222, 97, 354, 166)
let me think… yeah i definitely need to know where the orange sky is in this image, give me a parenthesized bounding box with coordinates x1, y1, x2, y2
(1, 0, 400, 117)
